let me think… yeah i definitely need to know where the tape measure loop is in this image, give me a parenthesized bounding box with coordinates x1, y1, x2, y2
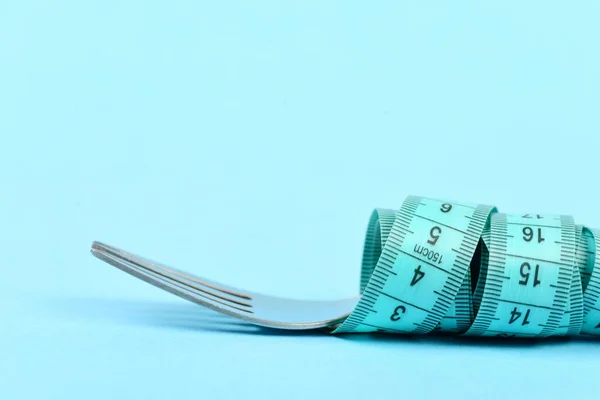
(334, 195, 600, 338)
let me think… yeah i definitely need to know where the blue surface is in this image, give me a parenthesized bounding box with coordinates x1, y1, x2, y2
(2, 1, 600, 399)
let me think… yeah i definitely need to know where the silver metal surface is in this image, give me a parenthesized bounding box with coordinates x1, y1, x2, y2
(90, 242, 359, 330)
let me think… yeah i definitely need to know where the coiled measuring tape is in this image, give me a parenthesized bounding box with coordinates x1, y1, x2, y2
(334, 195, 600, 337)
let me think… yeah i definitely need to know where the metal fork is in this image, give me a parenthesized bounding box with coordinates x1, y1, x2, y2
(90, 242, 359, 330)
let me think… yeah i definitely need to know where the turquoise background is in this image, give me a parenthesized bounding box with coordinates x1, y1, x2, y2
(2, 1, 600, 399)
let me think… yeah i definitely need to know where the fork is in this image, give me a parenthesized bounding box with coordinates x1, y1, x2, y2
(90, 242, 359, 330)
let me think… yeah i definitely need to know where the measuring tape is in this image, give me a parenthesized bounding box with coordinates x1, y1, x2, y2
(334, 195, 600, 337)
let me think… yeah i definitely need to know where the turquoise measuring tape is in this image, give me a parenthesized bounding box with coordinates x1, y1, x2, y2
(335, 195, 600, 337)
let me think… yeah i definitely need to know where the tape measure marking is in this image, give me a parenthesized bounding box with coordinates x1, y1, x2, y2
(581, 228, 600, 335)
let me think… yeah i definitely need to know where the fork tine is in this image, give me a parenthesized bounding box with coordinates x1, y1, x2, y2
(92, 241, 251, 300)
(91, 247, 253, 313)
(92, 242, 252, 300)
(90, 242, 253, 313)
